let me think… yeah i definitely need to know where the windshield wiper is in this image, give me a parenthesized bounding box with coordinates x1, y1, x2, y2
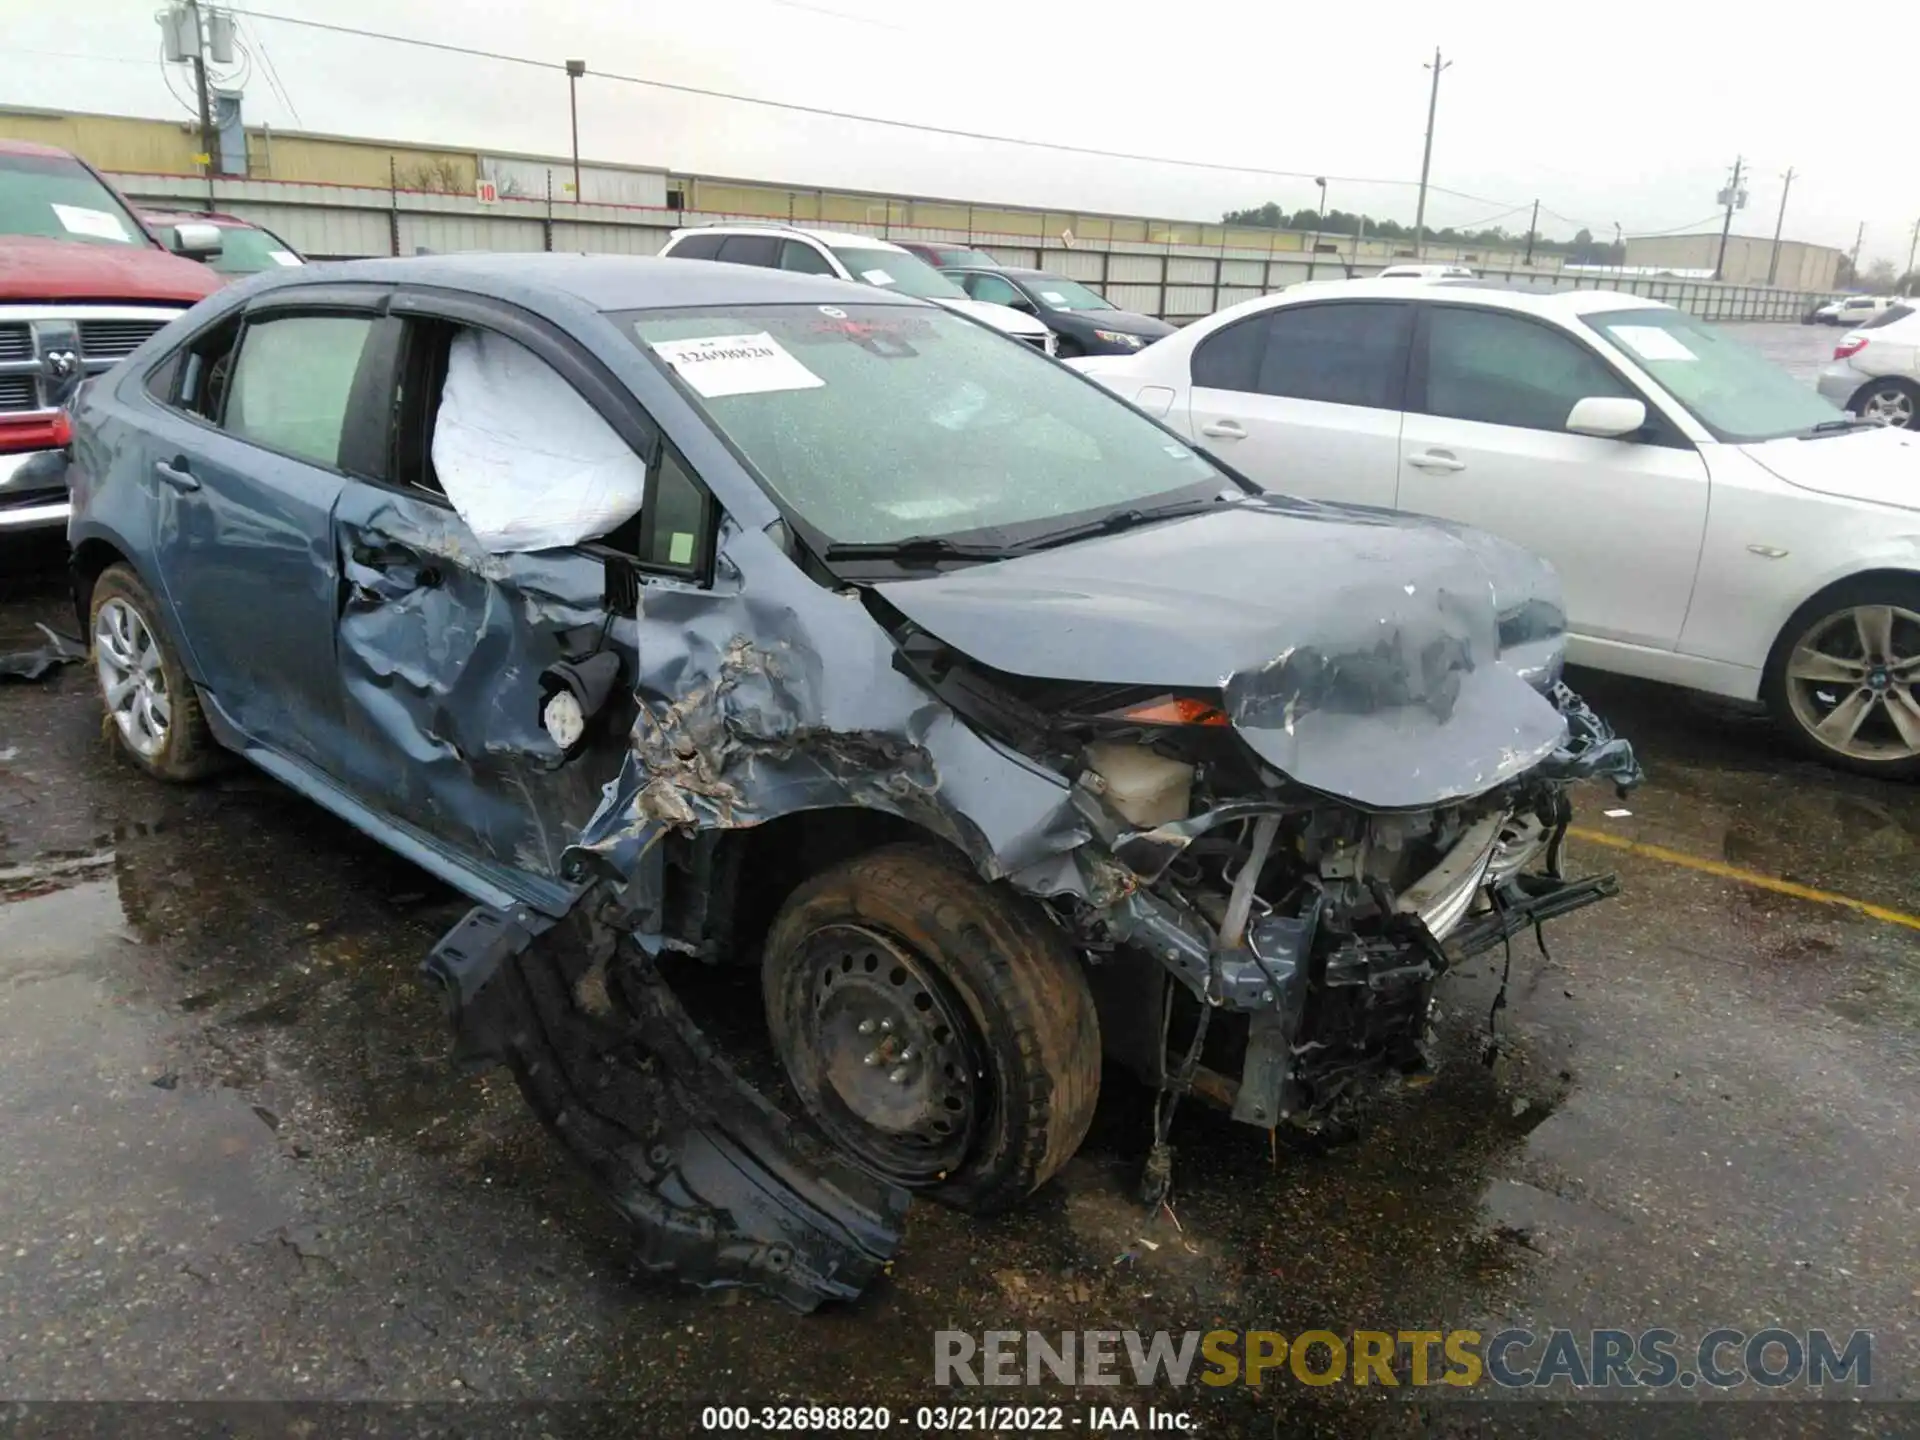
(1801, 417, 1883, 438)
(1013, 495, 1231, 553)
(823, 534, 1015, 564)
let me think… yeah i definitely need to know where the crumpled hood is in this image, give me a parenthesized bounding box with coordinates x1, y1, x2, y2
(874, 494, 1572, 809)
(1742, 425, 1920, 511)
(0, 235, 224, 304)
(926, 294, 1051, 339)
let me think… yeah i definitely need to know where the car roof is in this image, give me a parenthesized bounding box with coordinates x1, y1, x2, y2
(668, 223, 907, 254)
(0, 138, 75, 159)
(236, 252, 932, 313)
(1271, 277, 1668, 317)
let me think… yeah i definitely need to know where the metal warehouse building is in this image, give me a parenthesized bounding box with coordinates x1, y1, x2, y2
(1624, 232, 1844, 291)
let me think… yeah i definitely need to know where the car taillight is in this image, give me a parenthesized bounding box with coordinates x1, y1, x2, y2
(0, 410, 71, 454)
(1835, 337, 1868, 360)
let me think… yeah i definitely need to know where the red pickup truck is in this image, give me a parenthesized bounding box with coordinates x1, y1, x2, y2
(1, 139, 225, 536)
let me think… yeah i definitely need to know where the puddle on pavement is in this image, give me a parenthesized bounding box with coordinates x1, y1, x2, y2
(0, 881, 294, 1277)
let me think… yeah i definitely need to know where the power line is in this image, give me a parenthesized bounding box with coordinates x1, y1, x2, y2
(232, 7, 1530, 209)
(241, 15, 302, 126)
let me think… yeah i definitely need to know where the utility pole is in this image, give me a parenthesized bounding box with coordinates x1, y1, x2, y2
(1523, 198, 1539, 266)
(565, 61, 586, 203)
(1412, 47, 1450, 259)
(1904, 217, 1919, 297)
(1312, 176, 1327, 275)
(1765, 167, 1794, 286)
(1713, 155, 1744, 281)
(176, 0, 222, 194)
(1850, 221, 1865, 283)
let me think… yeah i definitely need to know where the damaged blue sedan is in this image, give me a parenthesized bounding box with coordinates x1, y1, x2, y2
(66, 255, 1639, 1310)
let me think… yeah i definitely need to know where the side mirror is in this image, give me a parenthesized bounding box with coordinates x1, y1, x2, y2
(167, 221, 224, 260)
(1566, 395, 1647, 438)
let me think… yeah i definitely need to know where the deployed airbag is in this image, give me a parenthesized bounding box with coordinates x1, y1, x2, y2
(433, 328, 651, 553)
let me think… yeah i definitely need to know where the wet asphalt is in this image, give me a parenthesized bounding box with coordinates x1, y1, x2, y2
(2, 322, 1916, 1438)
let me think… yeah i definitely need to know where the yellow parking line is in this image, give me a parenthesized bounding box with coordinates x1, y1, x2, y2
(1569, 827, 1920, 933)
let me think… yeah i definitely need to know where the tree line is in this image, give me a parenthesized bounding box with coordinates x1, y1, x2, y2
(1221, 203, 1627, 265)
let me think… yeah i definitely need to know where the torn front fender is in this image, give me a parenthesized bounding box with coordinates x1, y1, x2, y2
(425, 903, 907, 1310)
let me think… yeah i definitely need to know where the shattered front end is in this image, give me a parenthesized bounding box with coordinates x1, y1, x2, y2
(1045, 681, 1639, 1157)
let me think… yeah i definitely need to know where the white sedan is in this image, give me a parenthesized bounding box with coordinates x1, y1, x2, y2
(1818, 301, 1919, 429)
(1071, 279, 1920, 777)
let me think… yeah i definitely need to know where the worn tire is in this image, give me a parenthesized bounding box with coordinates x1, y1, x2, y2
(762, 844, 1100, 1215)
(1847, 376, 1919, 430)
(1763, 574, 1920, 780)
(88, 563, 220, 782)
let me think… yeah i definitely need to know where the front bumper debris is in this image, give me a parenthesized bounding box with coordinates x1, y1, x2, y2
(424, 900, 907, 1312)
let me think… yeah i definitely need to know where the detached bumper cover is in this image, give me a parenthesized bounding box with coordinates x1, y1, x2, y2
(424, 903, 907, 1312)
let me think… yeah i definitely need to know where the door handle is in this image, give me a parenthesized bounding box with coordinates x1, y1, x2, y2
(1407, 450, 1466, 473)
(1199, 419, 1247, 439)
(154, 457, 200, 493)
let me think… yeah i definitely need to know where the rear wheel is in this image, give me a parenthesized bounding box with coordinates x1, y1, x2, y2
(1848, 377, 1919, 429)
(89, 563, 219, 782)
(762, 844, 1100, 1214)
(1764, 577, 1920, 778)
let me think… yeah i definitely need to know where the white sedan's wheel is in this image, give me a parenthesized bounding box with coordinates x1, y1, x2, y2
(1775, 598, 1920, 773)
(1851, 380, 1917, 429)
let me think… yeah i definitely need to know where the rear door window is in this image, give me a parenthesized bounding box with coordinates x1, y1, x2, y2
(223, 314, 375, 467)
(1190, 314, 1266, 391)
(667, 233, 723, 260)
(716, 235, 779, 267)
(1419, 306, 1630, 432)
(1257, 302, 1413, 409)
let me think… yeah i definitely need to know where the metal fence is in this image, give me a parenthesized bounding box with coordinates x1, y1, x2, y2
(115, 171, 1832, 326)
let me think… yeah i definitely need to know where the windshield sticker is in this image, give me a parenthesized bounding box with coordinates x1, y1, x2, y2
(266, 250, 303, 266)
(860, 269, 898, 286)
(1611, 325, 1698, 362)
(668, 531, 695, 565)
(1041, 291, 1069, 306)
(52, 204, 131, 242)
(650, 332, 825, 398)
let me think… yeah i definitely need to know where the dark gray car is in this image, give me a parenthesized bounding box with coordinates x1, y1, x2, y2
(944, 266, 1176, 356)
(66, 255, 1638, 1309)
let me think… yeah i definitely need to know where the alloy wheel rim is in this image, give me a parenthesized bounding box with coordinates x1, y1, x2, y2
(785, 923, 982, 1184)
(94, 597, 171, 759)
(1785, 603, 1920, 762)
(1861, 388, 1915, 427)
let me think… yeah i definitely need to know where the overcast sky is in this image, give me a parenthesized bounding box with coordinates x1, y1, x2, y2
(6, 0, 1915, 267)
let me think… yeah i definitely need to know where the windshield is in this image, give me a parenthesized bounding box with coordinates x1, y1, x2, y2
(1583, 307, 1841, 442)
(933, 247, 998, 267)
(828, 247, 967, 300)
(626, 302, 1227, 547)
(0, 151, 149, 247)
(1028, 276, 1115, 312)
(202, 224, 302, 274)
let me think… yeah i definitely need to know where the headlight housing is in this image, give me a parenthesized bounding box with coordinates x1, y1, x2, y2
(1093, 329, 1145, 349)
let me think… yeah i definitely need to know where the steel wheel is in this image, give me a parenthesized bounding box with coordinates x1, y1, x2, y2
(780, 922, 983, 1184)
(1855, 383, 1916, 428)
(1783, 603, 1920, 763)
(95, 596, 172, 759)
